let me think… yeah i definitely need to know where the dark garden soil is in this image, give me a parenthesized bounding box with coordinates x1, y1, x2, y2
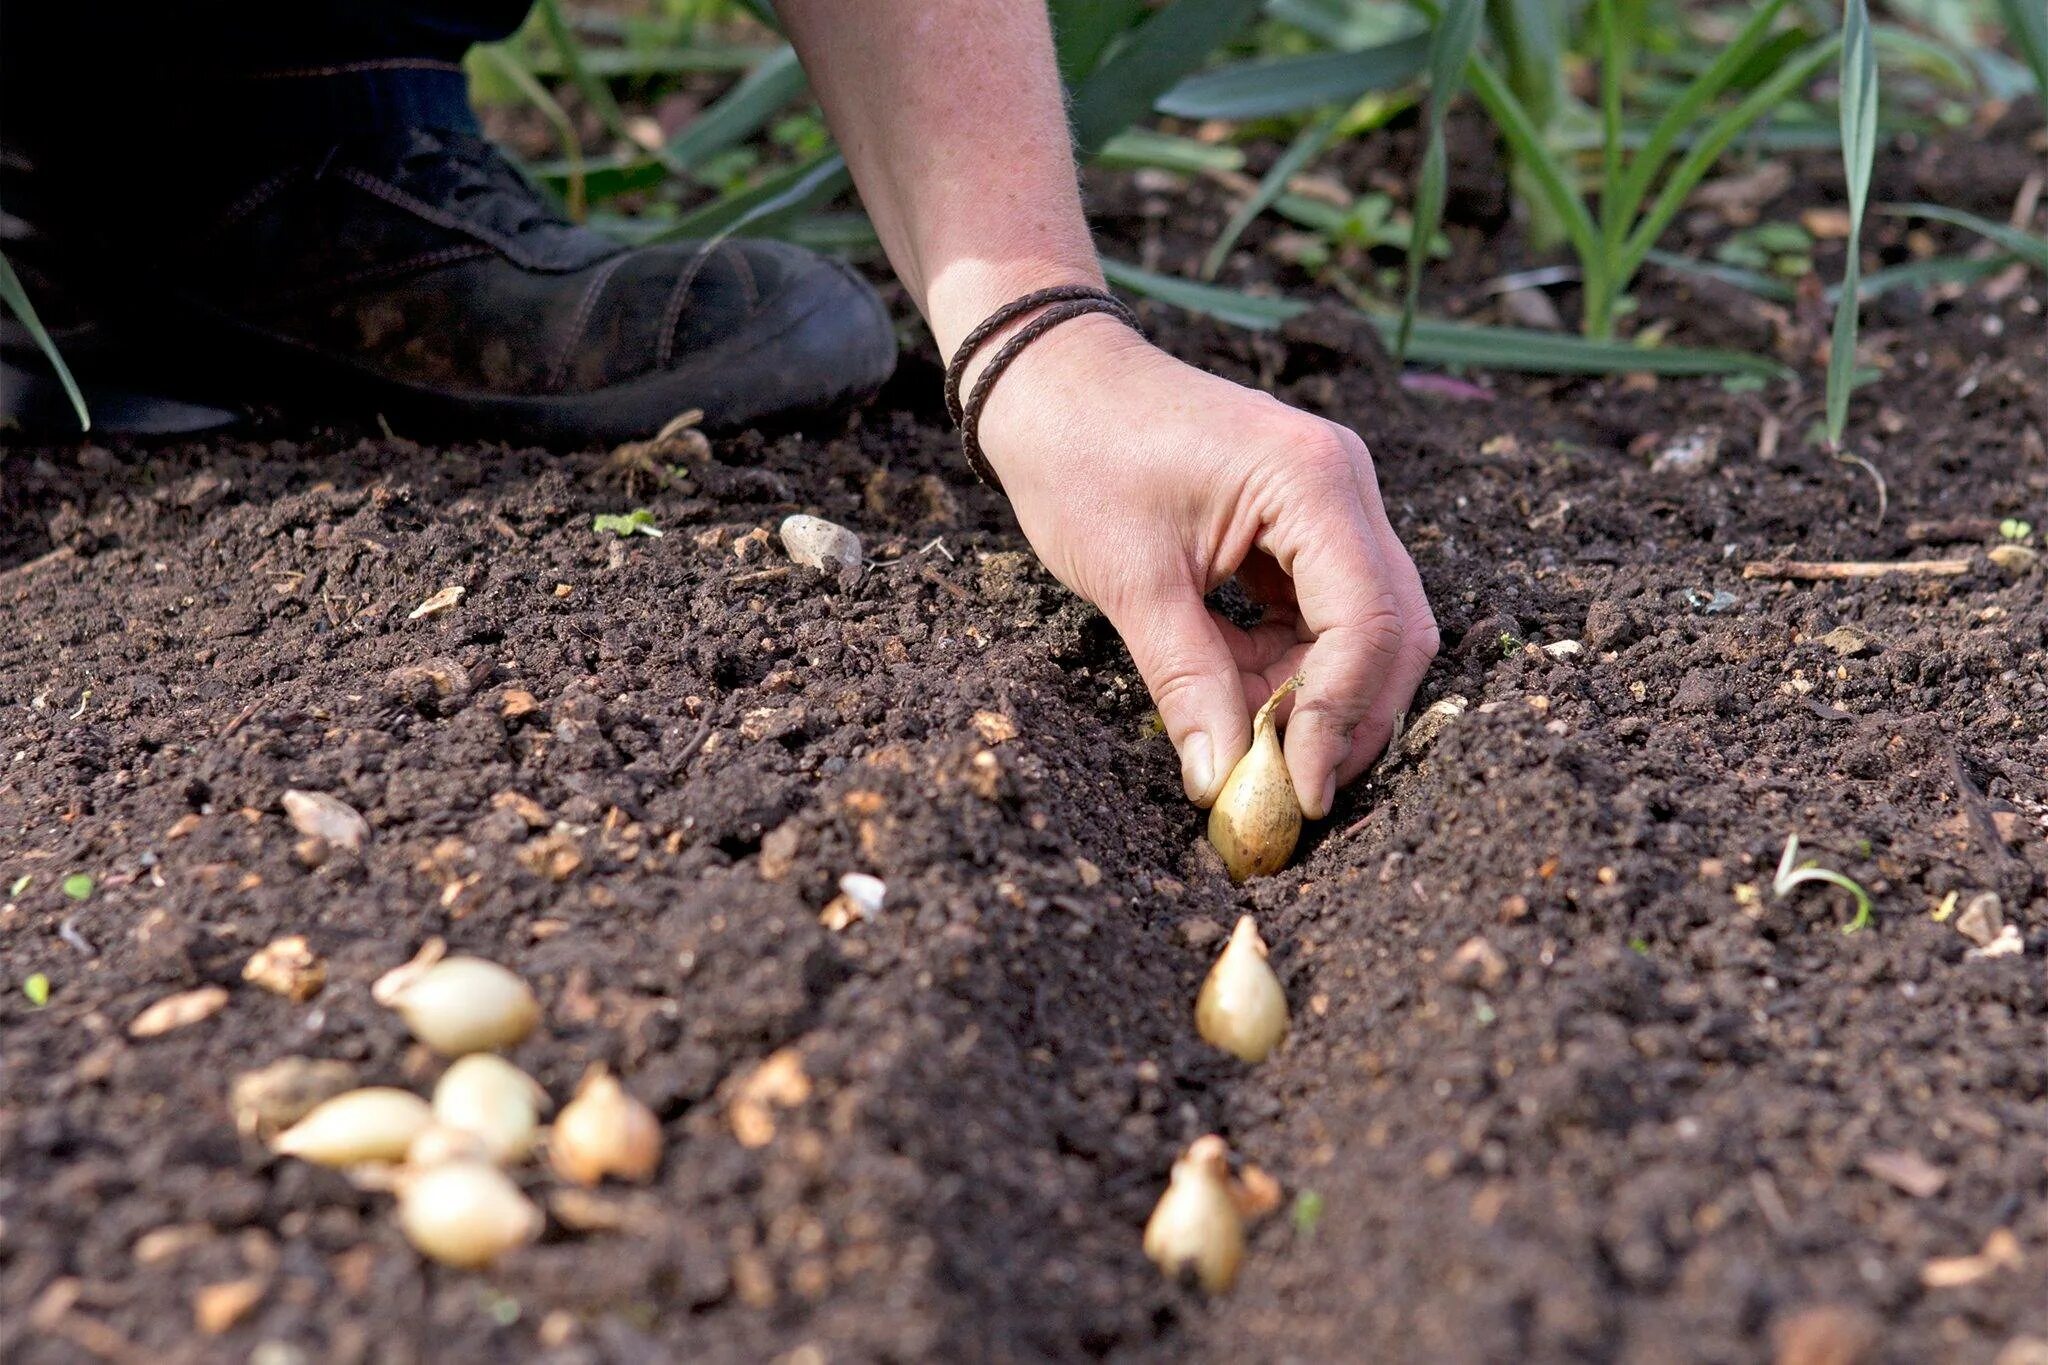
(2, 113, 2046, 1365)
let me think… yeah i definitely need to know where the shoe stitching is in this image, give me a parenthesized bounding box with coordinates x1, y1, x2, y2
(208, 169, 304, 238)
(242, 59, 465, 80)
(340, 166, 525, 260)
(546, 251, 629, 392)
(256, 244, 499, 310)
(725, 243, 760, 312)
(655, 244, 718, 370)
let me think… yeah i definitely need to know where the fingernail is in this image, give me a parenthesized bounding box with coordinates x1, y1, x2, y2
(1317, 772, 1337, 820)
(1183, 731, 1216, 803)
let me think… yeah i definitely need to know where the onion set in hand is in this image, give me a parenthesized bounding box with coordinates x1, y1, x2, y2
(1206, 675, 1305, 883)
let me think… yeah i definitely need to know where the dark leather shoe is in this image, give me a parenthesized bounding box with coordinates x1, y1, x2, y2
(5, 129, 896, 444)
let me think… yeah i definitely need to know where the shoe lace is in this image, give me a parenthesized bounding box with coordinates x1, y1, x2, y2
(395, 130, 567, 240)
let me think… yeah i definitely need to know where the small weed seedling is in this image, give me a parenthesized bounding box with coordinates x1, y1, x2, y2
(1291, 1190, 1325, 1239)
(1774, 834, 1873, 934)
(24, 973, 50, 1006)
(2000, 518, 2032, 543)
(593, 508, 664, 539)
(61, 874, 93, 902)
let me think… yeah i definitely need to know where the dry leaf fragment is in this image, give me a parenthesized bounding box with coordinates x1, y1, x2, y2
(1444, 936, 1510, 991)
(730, 1048, 811, 1148)
(489, 790, 550, 829)
(242, 936, 326, 1002)
(499, 688, 540, 719)
(130, 986, 230, 1038)
(1955, 892, 2004, 947)
(281, 790, 369, 852)
(1230, 1164, 1284, 1220)
(194, 1277, 265, 1335)
(409, 584, 465, 620)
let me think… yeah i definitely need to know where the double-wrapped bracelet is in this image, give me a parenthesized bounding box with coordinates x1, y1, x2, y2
(942, 285, 1139, 489)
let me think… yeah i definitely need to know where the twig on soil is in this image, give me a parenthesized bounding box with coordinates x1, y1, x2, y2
(1740, 557, 1971, 581)
(673, 714, 715, 776)
(58, 915, 95, 957)
(219, 701, 261, 738)
(1946, 749, 2017, 873)
(1749, 1172, 1794, 1237)
(730, 566, 792, 586)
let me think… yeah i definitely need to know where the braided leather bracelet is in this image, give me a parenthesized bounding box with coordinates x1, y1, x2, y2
(943, 285, 1139, 488)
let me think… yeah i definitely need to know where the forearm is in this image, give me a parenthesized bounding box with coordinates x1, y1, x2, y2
(777, 0, 1104, 357)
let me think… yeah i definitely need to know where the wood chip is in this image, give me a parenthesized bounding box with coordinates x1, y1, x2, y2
(408, 584, 465, 619)
(130, 986, 230, 1038)
(729, 1048, 811, 1148)
(281, 790, 369, 851)
(194, 1277, 266, 1334)
(971, 710, 1019, 745)
(1860, 1148, 1947, 1198)
(1922, 1228, 2022, 1288)
(242, 936, 326, 1002)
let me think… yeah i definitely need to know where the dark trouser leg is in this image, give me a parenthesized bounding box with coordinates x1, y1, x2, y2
(1, 3, 533, 178)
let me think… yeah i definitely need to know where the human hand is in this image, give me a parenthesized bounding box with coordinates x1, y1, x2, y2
(971, 312, 1438, 818)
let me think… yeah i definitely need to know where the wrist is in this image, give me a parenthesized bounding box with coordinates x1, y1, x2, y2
(927, 254, 1109, 361)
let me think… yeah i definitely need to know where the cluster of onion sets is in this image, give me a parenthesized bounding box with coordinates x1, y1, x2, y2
(266, 940, 662, 1267)
(1146, 677, 1306, 1293)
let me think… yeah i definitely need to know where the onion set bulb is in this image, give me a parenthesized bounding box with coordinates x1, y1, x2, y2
(396, 1160, 543, 1268)
(374, 950, 540, 1056)
(1143, 1135, 1245, 1293)
(1207, 675, 1304, 883)
(1195, 915, 1289, 1063)
(550, 1065, 663, 1186)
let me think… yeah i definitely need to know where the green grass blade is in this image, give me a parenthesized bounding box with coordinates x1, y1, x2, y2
(1398, 0, 1483, 360)
(1993, 0, 2048, 106)
(1609, 0, 1791, 239)
(1094, 129, 1247, 173)
(650, 152, 849, 243)
(1050, 0, 1147, 84)
(666, 44, 808, 174)
(477, 46, 587, 218)
(1203, 109, 1342, 280)
(535, 0, 646, 158)
(0, 253, 89, 432)
(1617, 34, 1840, 281)
(1069, 0, 1264, 155)
(1484, 0, 1566, 132)
(1885, 202, 2048, 272)
(1825, 0, 1876, 448)
(1646, 247, 2011, 302)
(1102, 259, 1788, 376)
(1154, 35, 1431, 120)
(1463, 54, 1605, 274)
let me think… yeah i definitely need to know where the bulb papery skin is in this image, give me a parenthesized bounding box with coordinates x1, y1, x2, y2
(397, 1161, 543, 1268)
(1195, 915, 1289, 1062)
(432, 1055, 545, 1164)
(1143, 1135, 1246, 1293)
(550, 1067, 663, 1186)
(1205, 677, 1304, 883)
(271, 1088, 433, 1166)
(388, 957, 540, 1056)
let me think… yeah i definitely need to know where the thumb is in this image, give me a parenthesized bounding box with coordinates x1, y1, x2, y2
(1111, 589, 1253, 808)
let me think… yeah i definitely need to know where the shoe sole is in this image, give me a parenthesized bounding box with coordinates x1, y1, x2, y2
(11, 257, 898, 449)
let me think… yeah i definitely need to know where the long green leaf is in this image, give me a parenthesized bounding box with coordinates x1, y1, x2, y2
(666, 44, 808, 173)
(1102, 259, 1788, 376)
(1095, 129, 1247, 173)
(536, 0, 653, 165)
(1825, 0, 1876, 448)
(478, 46, 587, 218)
(1203, 109, 1342, 280)
(1050, 0, 1147, 84)
(1155, 36, 1431, 120)
(651, 153, 849, 243)
(1994, 0, 2048, 107)
(1883, 202, 2048, 272)
(1609, 0, 1792, 242)
(1463, 54, 1605, 274)
(1617, 34, 1840, 281)
(0, 253, 89, 432)
(1399, 0, 1483, 360)
(1646, 247, 2011, 303)
(1069, 0, 1264, 155)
